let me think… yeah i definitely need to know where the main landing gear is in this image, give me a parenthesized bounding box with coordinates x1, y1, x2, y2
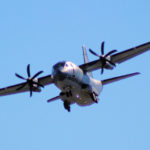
(63, 100, 71, 112)
(90, 92, 98, 103)
(60, 91, 72, 112)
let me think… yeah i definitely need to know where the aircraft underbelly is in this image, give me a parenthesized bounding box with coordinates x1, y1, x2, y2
(56, 78, 81, 91)
(73, 90, 94, 106)
(55, 78, 95, 106)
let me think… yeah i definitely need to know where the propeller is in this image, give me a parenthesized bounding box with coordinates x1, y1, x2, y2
(89, 41, 117, 74)
(15, 64, 44, 97)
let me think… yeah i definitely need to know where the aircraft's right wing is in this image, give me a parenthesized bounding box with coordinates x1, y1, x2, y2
(0, 75, 53, 96)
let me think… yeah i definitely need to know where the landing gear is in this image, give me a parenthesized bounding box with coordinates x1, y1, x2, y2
(60, 91, 72, 97)
(62, 86, 72, 97)
(64, 100, 71, 112)
(66, 91, 72, 97)
(60, 91, 72, 112)
(90, 92, 98, 103)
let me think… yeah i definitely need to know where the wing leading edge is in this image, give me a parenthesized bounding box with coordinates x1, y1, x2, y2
(0, 75, 53, 96)
(80, 42, 150, 72)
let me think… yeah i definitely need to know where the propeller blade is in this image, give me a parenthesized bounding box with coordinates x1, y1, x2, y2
(89, 42, 117, 74)
(15, 73, 26, 80)
(105, 50, 117, 57)
(101, 67, 104, 74)
(89, 49, 100, 57)
(15, 64, 44, 97)
(101, 41, 105, 55)
(29, 85, 32, 97)
(27, 64, 31, 78)
(32, 71, 43, 79)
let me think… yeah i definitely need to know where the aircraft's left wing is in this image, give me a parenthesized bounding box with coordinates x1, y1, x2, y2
(79, 42, 150, 72)
(0, 75, 53, 96)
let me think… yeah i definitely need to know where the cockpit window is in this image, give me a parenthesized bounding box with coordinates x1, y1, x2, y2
(53, 61, 66, 70)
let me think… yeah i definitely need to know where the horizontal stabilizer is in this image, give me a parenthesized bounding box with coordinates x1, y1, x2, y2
(47, 95, 60, 103)
(102, 72, 140, 85)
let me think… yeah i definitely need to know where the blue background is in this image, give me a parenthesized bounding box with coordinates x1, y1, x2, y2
(0, 0, 150, 150)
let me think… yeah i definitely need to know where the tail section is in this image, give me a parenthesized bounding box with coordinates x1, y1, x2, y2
(82, 45, 93, 77)
(102, 72, 140, 85)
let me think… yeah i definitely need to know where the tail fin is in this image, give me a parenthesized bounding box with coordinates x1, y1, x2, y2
(102, 72, 140, 85)
(82, 45, 93, 77)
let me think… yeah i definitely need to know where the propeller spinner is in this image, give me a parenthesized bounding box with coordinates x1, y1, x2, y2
(15, 64, 44, 97)
(89, 41, 117, 74)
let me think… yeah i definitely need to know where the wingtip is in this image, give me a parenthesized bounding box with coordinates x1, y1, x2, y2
(47, 100, 50, 103)
(134, 72, 141, 75)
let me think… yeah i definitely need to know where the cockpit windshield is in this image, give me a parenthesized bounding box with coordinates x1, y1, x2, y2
(53, 61, 66, 70)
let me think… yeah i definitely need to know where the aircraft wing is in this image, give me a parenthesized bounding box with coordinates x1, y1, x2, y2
(0, 75, 53, 96)
(111, 42, 150, 63)
(79, 42, 150, 72)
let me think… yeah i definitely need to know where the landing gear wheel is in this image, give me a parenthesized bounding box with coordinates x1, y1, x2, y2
(64, 101, 71, 112)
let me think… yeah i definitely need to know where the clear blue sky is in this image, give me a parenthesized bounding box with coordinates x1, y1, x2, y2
(0, 0, 150, 150)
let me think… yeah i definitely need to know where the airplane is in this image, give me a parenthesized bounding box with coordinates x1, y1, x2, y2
(0, 41, 150, 112)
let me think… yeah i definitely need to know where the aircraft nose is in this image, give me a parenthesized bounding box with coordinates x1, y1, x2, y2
(52, 68, 66, 81)
(53, 61, 65, 70)
(52, 67, 61, 78)
(52, 61, 66, 79)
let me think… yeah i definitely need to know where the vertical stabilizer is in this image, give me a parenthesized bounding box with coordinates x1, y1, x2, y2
(82, 45, 93, 77)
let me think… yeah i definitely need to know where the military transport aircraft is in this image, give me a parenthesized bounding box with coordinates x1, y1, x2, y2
(0, 41, 150, 112)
